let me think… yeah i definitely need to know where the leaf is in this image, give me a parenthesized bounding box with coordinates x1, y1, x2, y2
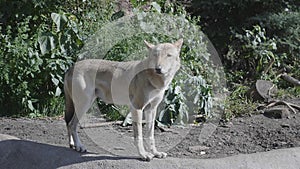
(28, 100, 34, 111)
(38, 35, 48, 55)
(38, 33, 55, 55)
(55, 86, 62, 96)
(51, 75, 59, 86)
(51, 12, 68, 32)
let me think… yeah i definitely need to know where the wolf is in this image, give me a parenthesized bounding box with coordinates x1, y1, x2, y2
(64, 39, 183, 161)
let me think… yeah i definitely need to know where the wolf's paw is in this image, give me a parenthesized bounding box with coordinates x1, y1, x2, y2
(140, 152, 155, 162)
(76, 147, 87, 153)
(153, 151, 167, 158)
(70, 143, 87, 153)
(69, 144, 75, 149)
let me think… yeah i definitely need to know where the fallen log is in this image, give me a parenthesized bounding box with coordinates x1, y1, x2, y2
(281, 73, 300, 86)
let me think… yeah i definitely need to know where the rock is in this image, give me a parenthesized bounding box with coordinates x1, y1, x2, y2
(263, 108, 290, 119)
(247, 80, 277, 101)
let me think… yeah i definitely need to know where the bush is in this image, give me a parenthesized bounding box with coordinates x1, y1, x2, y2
(0, 0, 112, 117)
(262, 11, 300, 83)
(225, 25, 278, 84)
(187, 0, 299, 55)
(222, 10, 300, 119)
(0, 12, 81, 117)
(187, 0, 299, 85)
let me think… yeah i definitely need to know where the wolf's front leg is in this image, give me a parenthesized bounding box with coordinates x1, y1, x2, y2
(132, 109, 154, 161)
(144, 108, 167, 158)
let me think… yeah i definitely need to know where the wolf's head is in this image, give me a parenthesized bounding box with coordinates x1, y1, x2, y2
(144, 39, 183, 77)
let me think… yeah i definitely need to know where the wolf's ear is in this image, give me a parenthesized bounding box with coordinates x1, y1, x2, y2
(144, 40, 155, 49)
(174, 38, 183, 49)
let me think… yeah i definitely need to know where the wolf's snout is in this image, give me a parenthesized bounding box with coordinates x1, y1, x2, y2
(155, 66, 162, 74)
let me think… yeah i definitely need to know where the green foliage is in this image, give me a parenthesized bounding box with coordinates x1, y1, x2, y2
(159, 73, 212, 125)
(224, 21, 299, 118)
(0, 11, 81, 116)
(276, 87, 300, 99)
(261, 11, 300, 83)
(154, 10, 215, 125)
(188, 0, 299, 84)
(188, 0, 299, 53)
(96, 101, 126, 121)
(226, 25, 278, 83)
(224, 85, 258, 120)
(0, 0, 113, 117)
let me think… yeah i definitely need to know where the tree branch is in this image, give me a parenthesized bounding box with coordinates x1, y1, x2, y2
(281, 73, 300, 86)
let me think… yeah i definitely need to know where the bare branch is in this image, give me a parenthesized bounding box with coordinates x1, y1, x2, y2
(281, 73, 300, 86)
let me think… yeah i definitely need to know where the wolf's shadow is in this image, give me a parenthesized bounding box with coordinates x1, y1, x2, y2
(0, 139, 139, 169)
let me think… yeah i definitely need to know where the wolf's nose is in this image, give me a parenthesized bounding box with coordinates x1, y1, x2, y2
(155, 67, 162, 74)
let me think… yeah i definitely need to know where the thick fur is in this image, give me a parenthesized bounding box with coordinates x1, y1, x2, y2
(64, 39, 183, 161)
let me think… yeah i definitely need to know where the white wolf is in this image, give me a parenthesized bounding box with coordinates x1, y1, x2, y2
(64, 39, 183, 161)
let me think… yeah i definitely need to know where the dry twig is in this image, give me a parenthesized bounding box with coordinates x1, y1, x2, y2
(261, 100, 300, 114)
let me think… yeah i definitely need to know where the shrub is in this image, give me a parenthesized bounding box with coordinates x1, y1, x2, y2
(186, 0, 299, 55)
(224, 85, 258, 121)
(223, 10, 300, 119)
(225, 25, 278, 85)
(261, 11, 300, 84)
(0, 12, 82, 117)
(0, 0, 113, 117)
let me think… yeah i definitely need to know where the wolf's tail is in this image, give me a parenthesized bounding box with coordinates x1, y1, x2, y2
(64, 69, 75, 125)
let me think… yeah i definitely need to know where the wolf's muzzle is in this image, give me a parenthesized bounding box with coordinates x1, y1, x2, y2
(155, 67, 162, 74)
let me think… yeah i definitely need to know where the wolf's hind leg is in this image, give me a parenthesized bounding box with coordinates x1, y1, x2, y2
(67, 114, 87, 152)
(69, 90, 95, 152)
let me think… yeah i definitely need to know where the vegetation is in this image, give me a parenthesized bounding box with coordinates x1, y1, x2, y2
(0, 0, 299, 122)
(0, 0, 114, 117)
(187, 0, 300, 120)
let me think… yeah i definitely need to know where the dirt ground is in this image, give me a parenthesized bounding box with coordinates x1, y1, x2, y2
(1, 101, 299, 160)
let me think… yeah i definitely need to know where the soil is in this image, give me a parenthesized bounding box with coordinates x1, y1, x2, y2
(1, 100, 299, 160)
